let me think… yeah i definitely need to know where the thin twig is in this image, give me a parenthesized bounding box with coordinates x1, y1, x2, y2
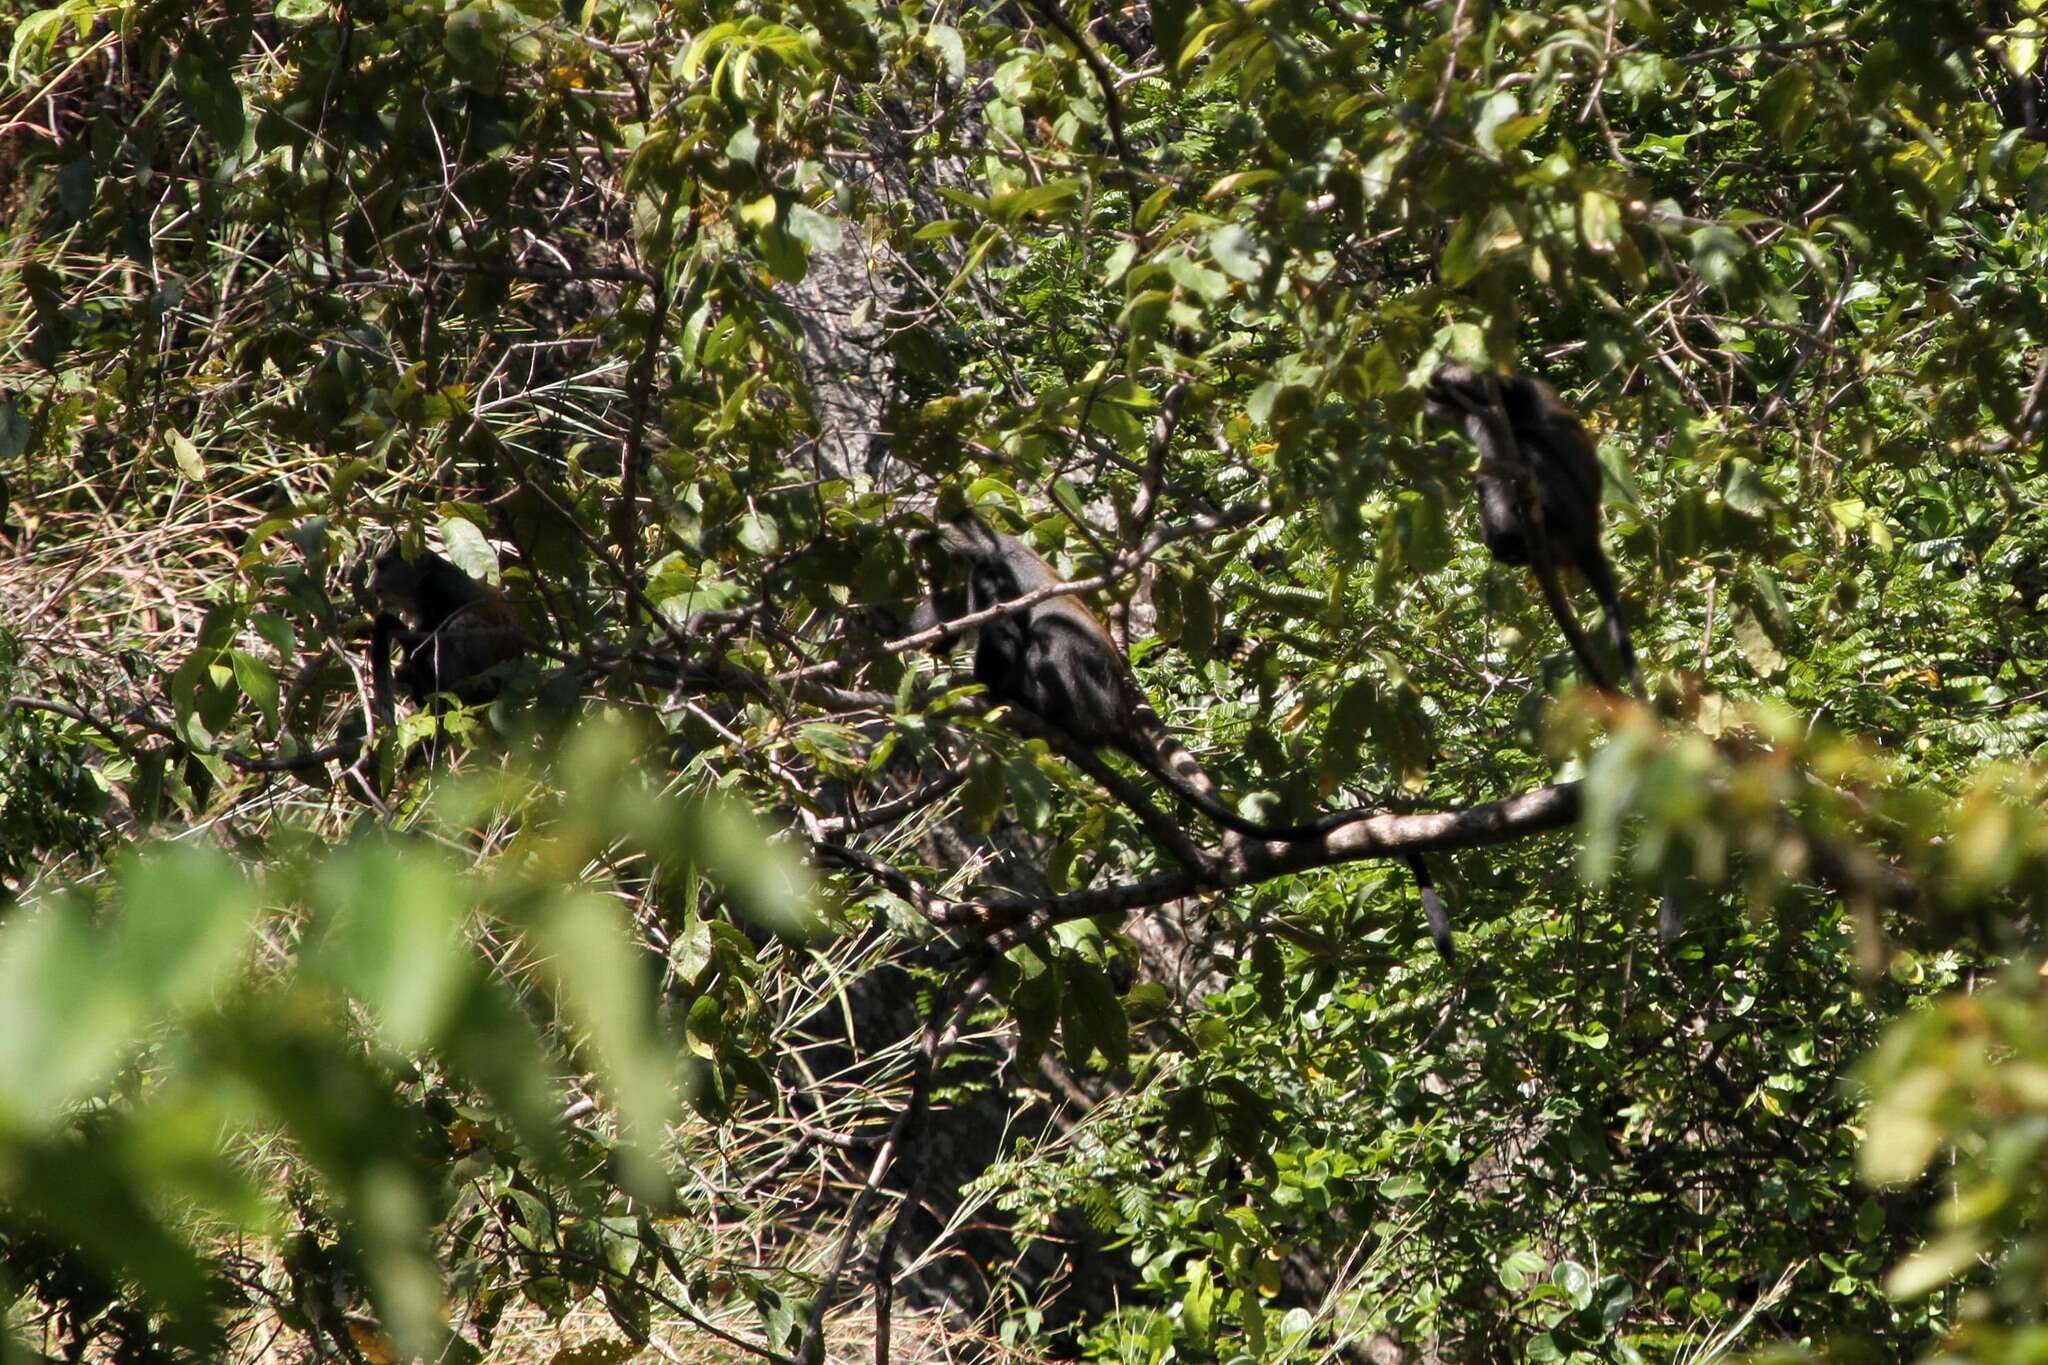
(796, 972, 989, 1365)
(614, 266, 677, 604)
(1131, 378, 1193, 540)
(777, 498, 1276, 686)
(1020, 0, 1139, 167)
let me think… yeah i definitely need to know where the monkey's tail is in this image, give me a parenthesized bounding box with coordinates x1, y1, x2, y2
(1526, 542, 1626, 699)
(1410, 855, 1455, 962)
(1581, 553, 1647, 702)
(1124, 705, 1454, 960)
(1119, 703, 1366, 841)
(1657, 883, 1685, 944)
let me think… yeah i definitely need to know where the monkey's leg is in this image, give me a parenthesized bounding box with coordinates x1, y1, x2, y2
(1003, 710, 1218, 873)
(1056, 739, 1219, 875)
(370, 615, 410, 736)
(1119, 704, 1337, 842)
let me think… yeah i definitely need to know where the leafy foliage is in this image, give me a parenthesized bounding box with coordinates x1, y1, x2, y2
(2, 0, 2048, 1360)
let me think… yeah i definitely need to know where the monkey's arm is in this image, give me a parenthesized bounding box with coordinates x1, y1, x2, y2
(369, 613, 412, 733)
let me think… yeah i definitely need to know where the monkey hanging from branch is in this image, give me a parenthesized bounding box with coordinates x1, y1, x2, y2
(914, 510, 1455, 961)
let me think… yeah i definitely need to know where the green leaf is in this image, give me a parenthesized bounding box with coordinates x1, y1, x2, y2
(532, 891, 678, 1198)
(685, 992, 723, 1059)
(1861, 1067, 1948, 1185)
(1251, 936, 1285, 1019)
(165, 428, 205, 481)
(439, 515, 499, 582)
(990, 179, 1083, 224)
(1721, 456, 1779, 518)
(311, 841, 469, 1051)
(1732, 605, 1785, 677)
(1442, 207, 1521, 288)
(1209, 225, 1269, 283)
(1004, 753, 1054, 831)
(922, 22, 966, 80)
(1885, 1231, 1985, 1299)
(0, 899, 146, 1130)
(1553, 1260, 1594, 1311)
(1758, 62, 1817, 147)
(0, 846, 259, 1130)
(784, 202, 842, 252)
(2003, 18, 2044, 76)
(791, 0, 878, 78)
(1182, 1257, 1216, 1345)
(0, 399, 29, 460)
(170, 47, 245, 146)
(1153, 0, 1192, 79)
(1472, 91, 1519, 156)
(736, 510, 781, 556)
(230, 649, 279, 728)
(55, 157, 93, 218)
(444, 4, 491, 69)
(9, 7, 86, 78)
(203, 1006, 449, 1356)
(1064, 957, 1129, 1068)
(1688, 225, 1747, 290)
(1579, 189, 1621, 254)
(1496, 1246, 1546, 1293)
(1389, 488, 1452, 574)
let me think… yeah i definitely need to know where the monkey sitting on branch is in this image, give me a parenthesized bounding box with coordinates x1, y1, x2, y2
(368, 548, 531, 735)
(1424, 363, 1642, 700)
(915, 510, 1454, 960)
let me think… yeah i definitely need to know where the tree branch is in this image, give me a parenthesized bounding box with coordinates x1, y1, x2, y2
(1019, 0, 1138, 168)
(777, 497, 1277, 686)
(816, 781, 1586, 948)
(796, 971, 989, 1365)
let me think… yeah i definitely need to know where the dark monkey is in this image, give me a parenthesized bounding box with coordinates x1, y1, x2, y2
(1425, 368, 1676, 941)
(368, 549, 530, 732)
(1424, 364, 1641, 699)
(919, 512, 1453, 959)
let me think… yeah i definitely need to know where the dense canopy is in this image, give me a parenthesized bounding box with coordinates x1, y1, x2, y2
(4, 0, 2048, 1360)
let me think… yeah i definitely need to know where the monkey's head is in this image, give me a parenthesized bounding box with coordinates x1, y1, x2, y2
(912, 510, 1005, 579)
(368, 548, 460, 621)
(1423, 362, 1497, 426)
(937, 511, 1008, 560)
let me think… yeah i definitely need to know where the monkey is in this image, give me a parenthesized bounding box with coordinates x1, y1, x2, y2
(1425, 368, 1680, 942)
(367, 549, 530, 734)
(1424, 364, 1641, 699)
(916, 511, 1454, 959)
